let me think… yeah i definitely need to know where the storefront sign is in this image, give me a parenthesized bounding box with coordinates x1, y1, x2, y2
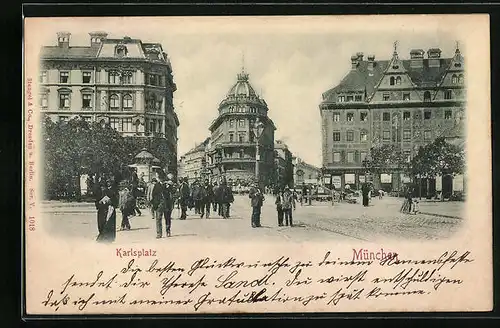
(380, 173, 392, 184)
(344, 173, 355, 184)
(332, 176, 341, 189)
(453, 174, 464, 191)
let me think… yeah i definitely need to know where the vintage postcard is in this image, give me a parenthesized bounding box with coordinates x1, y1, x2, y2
(23, 15, 491, 315)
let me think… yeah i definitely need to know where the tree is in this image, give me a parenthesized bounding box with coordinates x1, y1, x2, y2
(410, 137, 465, 179)
(365, 144, 408, 174)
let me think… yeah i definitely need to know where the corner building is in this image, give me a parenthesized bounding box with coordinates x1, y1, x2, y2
(208, 69, 276, 186)
(39, 32, 180, 173)
(320, 46, 465, 193)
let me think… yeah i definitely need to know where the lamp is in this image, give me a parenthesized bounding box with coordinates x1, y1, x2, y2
(253, 118, 265, 186)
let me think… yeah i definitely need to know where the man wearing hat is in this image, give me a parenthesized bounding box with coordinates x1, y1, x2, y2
(248, 181, 265, 228)
(178, 177, 190, 220)
(282, 185, 296, 227)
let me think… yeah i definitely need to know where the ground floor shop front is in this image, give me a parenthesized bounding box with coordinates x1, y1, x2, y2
(322, 169, 465, 198)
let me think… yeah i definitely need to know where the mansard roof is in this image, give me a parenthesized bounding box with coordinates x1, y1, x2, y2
(321, 57, 455, 104)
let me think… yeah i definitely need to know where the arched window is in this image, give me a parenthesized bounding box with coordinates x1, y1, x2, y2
(396, 76, 402, 85)
(423, 91, 431, 102)
(390, 76, 395, 85)
(109, 94, 119, 110)
(458, 74, 464, 84)
(123, 94, 133, 109)
(452, 74, 458, 84)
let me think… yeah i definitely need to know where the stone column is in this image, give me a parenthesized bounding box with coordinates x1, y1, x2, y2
(135, 91, 144, 112)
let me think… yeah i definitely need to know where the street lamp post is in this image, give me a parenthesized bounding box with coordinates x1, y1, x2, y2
(253, 118, 265, 187)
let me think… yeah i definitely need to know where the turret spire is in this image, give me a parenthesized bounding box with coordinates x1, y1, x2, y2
(393, 40, 399, 57)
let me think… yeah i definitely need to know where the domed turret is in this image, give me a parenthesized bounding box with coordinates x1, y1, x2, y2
(226, 71, 257, 97)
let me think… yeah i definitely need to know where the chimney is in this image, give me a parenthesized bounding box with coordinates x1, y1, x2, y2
(367, 55, 375, 70)
(410, 49, 424, 68)
(356, 52, 364, 62)
(89, 31, 108, 47)
(351, 55, 359, 70)
(57, 32, 71, 48)
(427, 48, 442, 68)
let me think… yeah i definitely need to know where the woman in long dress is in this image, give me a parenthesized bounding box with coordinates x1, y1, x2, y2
(95, 180, 119, 243)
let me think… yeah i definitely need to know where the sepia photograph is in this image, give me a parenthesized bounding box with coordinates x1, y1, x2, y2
(23, 15, 491, 315)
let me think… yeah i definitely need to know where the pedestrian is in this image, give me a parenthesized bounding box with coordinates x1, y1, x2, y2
(282, 186, 296, 226)
(301, 183, 307, 206)
(191, 180, 201, 214)
(400, 187, 414, 214)
(275, 188, 284, 226)
(119, 185, 135, 231)
(95, 180, 118, 243)
(151, 173, 164, 238)
(219, 178, 234, 219)
(178, 177, 190, 220)
(249, 181, 265, 228)
(159, 175, 175, 237)
(131, 184, 142, 217)
(147, 178, 157, 219)
(378, 189, 384, 200)
(361, 182, 370, 207)
(212, 181, 219, 213)
(201, 179, 213, 219)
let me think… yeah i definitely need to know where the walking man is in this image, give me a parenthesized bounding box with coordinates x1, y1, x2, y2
(212, 181, 219, 213)
(178, 177, 190, 220)
(282, 186, 296, 227)
(160, 175, 175, 237)
(147, 178, 157, 219)
(275, 188, 284, 226)
(201, 179, 213, 218)
(249, 181, 265, 228)
(219, 178, 234, 219)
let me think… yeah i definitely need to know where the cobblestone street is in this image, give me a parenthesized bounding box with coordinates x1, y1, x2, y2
(40, 195, 464, 244)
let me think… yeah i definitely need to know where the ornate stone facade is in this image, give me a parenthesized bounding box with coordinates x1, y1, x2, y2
(39, 32, 179, 173)
(207, 68, 276, 187)
(320, 45, 465, 194)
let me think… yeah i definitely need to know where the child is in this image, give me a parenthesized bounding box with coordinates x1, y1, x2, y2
(412, 199, 420, 215)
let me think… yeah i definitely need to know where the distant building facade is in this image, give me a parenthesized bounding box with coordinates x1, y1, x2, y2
(320, 45, 465, 195)
(274, 140, 294, 189)
(39, 32, 179, 174)
(293, 157, 321, 187)
(207, 68, 276, 186)
(178, 138, 210, 184)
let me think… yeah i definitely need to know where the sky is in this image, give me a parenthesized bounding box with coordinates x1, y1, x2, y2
(29, 16, 463, 167)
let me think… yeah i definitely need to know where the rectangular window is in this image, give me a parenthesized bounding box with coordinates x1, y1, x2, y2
(40, 71, 48, 83)
(403, 129, 411, 140)
(82, 94, 92, 108)
(59, 116, 68, 122)
(444, 90, 452, 100)
(157, 120, 163, 133)
(82, 72, 92, 83)
(333, 113, 340, 122)
(360, 131, 368, 142)
(360, 112, 368, 122)
(238, 133, 246, 143)
(239, 119, 245, 127)
(40, 94, 48, 108)
(347, 152, 354, 163)
(383, 130, 390, 140)
(403, 111, 411, 120)
(229, 133, 234, 142)
(383, 112, 391, 121)
(333, 152, 341, 163)
(424, 130, 432, 140)
(122, 73, 132, 84)
(424, 111, 432, 120)
(108, 73, 119, 84)
(122, 118, 133, 132)
(383, 93, 390, 101)
(333, 132, 341, 142)
(444, 110, 452, 119)
(360, 152, 367, 162)
(346, 131, 354, 142)
(346, 95, 354, 102)
(355, 94, 362, 101)
(403, 93, 410, 101)
(59, 93, 70, 108)
(346, 113, 354, 122)
(110, 118, 121, 131)
(59, 71, 69, 83)
(337, 95, 345, 102)
(229, 119, 234, 127)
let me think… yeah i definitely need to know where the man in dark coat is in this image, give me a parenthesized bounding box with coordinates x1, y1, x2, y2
(361, 182, 370, 207)
(200, 179, 213, 218)
(219, 178, 234, 219)
(249, 182, 265, 228)
(212, 181, 219, 213)
(178, 177, 190, 220)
